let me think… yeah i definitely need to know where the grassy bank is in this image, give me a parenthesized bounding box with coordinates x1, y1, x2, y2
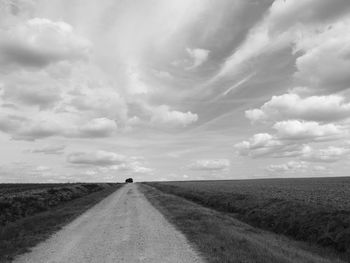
(0, 183, 116, 226)
(140, 184, 344, 263)
(0, 183, 122, 262)
(145, 178, 350, 260)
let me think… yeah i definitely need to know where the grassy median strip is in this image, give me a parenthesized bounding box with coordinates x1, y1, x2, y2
(140, 183, 345, 263)
(0, 183, 122, 262)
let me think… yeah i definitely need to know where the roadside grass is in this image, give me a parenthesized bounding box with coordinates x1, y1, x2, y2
(0, 184, 122, 262)
(140, 184, 345, 263)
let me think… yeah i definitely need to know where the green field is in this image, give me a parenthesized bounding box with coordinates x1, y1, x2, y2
(145, 177, 350, 259)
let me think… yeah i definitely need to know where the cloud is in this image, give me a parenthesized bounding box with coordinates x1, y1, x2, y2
(69, 86, 128, 121)
(78, 118, 117, 138)
(110, 161, 154, 175)
(267, 0, 350, 34)
(293, 18, 350, 93)
(150, 105, 198, 127)
(235, 120, 346, 158)
(0, 162, 59, 183)
(266, 161, 308, 173)
(211, 0, 350, 82)
(188, 159, 230, 171)
(67, 150, 126, 166)
(301, 146, 349, 163)
(2, 79, 61, 110)
(246, 94, 350, 123)
(33, 165, 51, 172)
(152, 70, 173, 80)
(0, 18, 90, 69)
(234, 133, 302, 158)
(273, 120, 345, 141)
(12, 119, 62, 141)
(186, 48, 210, 69)
(67, 150, 154, 175)
(0, 112, 118, 140)
(265, 160, 332, 176)
(29, 145, 65, 155)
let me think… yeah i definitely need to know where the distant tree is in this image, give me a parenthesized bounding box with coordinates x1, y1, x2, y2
(125, 178, 133, 183)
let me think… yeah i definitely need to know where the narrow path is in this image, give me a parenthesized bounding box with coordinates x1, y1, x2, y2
(14, 184, 204, 263)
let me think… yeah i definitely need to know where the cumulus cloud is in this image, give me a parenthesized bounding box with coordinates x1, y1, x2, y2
(29, 144, 65, 155)
(188, 159, 230, 171)
(234, 133, 305, 158)
(186, 48, 210, 69)
(273, 120, 345, 141)
(0, 18, 90, 69)
(235, 120, 346, 158)
(246, 94, 350, 123)
(150, 105, 198, 127)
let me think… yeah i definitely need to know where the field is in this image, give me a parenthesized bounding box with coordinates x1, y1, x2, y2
(145, 177, 350, 260)
(0, 183, 121, 261)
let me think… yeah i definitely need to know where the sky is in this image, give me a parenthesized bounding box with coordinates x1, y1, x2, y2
(1, 0, 350, 183)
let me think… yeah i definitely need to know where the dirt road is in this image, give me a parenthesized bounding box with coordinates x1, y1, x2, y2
(14, 184, 204, 263)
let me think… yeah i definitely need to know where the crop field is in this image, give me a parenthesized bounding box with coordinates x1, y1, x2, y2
(0, 183, 73, 195)
(146, 177, 350, 257)
(0, 183, 121, 261)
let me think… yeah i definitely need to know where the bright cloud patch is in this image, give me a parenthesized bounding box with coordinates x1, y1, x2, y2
(151, 105, 198, 127)
(0, 18, 90, 69)
(186, 48, 210, 69)
(188, 159, 230, 171)
(234, 133, 302, 158)
(273, 120, 345, 141)
(246, 94, 350, 123)
(235, 120, 346, 158)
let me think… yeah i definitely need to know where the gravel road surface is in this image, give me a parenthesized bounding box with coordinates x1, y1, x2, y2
(14, 184, 204, 263)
